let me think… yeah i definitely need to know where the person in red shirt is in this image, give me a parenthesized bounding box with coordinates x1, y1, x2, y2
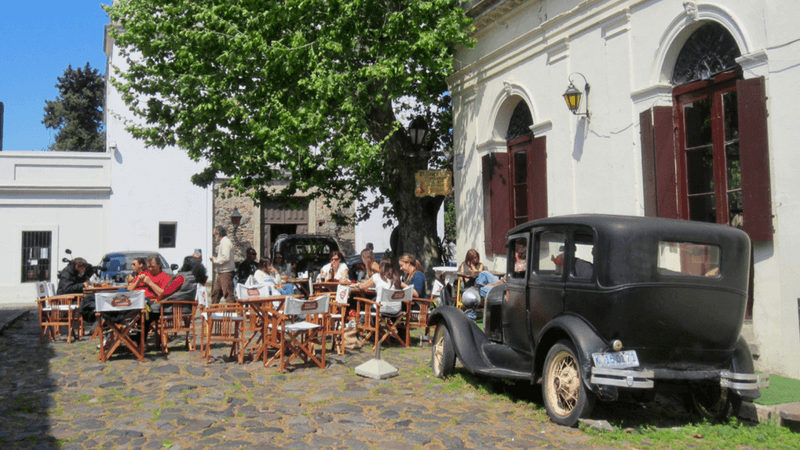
(131, 254, 172, 343)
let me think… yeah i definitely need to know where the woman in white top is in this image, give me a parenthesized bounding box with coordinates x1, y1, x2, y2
(358, 258, 402, 291)
(254, 258, 295, 295)
(317, 251, 349, 282)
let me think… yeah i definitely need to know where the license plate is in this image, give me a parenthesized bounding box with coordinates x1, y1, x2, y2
(592, 350, 640, 369)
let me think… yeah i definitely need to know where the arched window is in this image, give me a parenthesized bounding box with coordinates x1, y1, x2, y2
(640, 22, 771, 242)
(482, 100, 547, 255)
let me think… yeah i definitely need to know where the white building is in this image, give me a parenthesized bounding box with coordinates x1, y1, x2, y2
(450, 0, 799, 378)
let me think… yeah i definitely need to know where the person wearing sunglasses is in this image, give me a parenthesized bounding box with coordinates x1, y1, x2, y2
(317, 251, 349, 282)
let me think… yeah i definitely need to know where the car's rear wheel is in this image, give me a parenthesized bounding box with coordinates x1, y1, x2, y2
(431, 324, 455, 378)
(686, 381, 741, 422)
(542, 340, 595, 427)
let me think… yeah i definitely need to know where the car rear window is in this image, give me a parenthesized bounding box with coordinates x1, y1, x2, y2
(657, 241, 720, 278)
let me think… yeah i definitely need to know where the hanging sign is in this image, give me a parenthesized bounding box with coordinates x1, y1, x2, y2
(415, 170, 453, 197)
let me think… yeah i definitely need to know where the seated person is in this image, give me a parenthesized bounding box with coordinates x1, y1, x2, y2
(317, 251, 349, 282)
(459, 249, 501, 298)
(124, 257, 147, 291)
(357, 258, 400, 291)
(57, 257, 94, 295)
(236, 248, 259, 283)
(254, 258, 295, 295)
(130, 254, 172, 340)
(514, 243, 527, 274)
(272, 252, 291, 278)
(399, 253, 427, 298)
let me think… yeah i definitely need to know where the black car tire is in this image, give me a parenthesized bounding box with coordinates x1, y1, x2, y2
(542, 340, 595, 427)
(686, 381, 742, 422)
(431, 324, 456, 378)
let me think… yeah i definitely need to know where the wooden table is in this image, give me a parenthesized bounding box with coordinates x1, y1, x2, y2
(84, 285, 124, 294)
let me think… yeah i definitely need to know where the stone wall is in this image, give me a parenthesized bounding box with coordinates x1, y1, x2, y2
(212, 181, 356, 270)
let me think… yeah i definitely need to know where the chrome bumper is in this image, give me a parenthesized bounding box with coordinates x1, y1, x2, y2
(720, 370, 770, 391)
(590, 367, 769, 391)
(591, 367, 654, 388)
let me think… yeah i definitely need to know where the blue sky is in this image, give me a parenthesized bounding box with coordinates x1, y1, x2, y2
(1, 1, 110, 151)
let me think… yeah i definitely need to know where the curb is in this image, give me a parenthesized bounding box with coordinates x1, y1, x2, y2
(0, 307, 34, 335)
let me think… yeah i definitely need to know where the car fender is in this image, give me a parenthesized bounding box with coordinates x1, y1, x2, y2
(429, 306, 494, 375)
(534, 314, 617, 399)
(731, 335, 761, 400)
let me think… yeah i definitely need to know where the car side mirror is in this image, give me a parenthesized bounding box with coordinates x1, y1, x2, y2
(103, 256, 111, 263)
(62, 257, 70, 263)
(171, 264, 179, 271)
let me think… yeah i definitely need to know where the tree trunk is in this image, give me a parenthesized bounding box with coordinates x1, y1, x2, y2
(382, 126, 443, 287)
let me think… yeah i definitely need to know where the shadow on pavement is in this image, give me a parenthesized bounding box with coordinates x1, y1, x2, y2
(0, 309, 59, 448)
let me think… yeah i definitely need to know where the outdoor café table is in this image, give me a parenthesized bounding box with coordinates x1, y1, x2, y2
(84, 284, 125, 294)
(236, 295, 297, 362)
(287, 279, 310, 297)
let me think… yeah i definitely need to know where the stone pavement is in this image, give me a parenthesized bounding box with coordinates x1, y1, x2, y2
(0, 310, 601, 450)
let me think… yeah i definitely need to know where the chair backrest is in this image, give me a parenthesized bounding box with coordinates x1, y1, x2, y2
(376, 286, 413, 315)
(196, 285, 209, 308)
(235, 283, 271, 300)
(243, 275, 256, 287)
(430, 279, 444, 299)
(334, 284, 351, 305)
(96, 290, 146, 312)
(284, 294, 330, 317)
(35, 281, 51, 299)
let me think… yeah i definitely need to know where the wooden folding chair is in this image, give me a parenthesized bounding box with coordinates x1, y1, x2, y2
(408, 295, 436, 346)
(202, 303, 246, 363)
(95, 291, 147, 362)
(268, 294, 330, 372)
(355, 286, 413, 350)
(155, 276, 199, 354)
(36, 288, 84, 344)
(325, 284, 350, 355)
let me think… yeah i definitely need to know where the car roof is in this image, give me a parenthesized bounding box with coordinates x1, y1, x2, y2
(509, 214, 751, 289)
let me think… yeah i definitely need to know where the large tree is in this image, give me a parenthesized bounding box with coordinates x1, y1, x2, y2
(105, 0, 472, 272)
(42, 62, 105, 151)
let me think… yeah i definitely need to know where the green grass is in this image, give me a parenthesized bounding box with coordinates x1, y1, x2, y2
(584, 417, 796, 449)
(754, 373, 800, 406)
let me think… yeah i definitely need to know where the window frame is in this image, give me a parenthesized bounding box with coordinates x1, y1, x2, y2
(159, 222, 177, 249)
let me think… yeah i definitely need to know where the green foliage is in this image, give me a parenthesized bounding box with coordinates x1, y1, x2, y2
(105, 0, 473, 263)
(443, 195, 456, 241)
(42, 62, 105, 151)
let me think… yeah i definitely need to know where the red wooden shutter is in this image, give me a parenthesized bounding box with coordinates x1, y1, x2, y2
(640, 106, 678, 218)
(640, 109, 657, 216)
(737, 76, 773, 242)
(483, 152, 510, 256)
(526, 136, 548, 221)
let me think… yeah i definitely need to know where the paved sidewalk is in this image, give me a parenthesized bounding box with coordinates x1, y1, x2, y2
(0, 310, 596, 450)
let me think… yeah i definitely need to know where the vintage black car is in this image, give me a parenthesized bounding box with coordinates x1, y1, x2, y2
(272, 234, 340, 275)
(429, 214, 768, 426)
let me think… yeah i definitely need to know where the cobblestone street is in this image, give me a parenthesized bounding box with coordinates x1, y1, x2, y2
(0, 309, 601, 450)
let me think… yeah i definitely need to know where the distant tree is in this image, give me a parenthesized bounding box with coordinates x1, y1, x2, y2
(42, 62, 105, 151)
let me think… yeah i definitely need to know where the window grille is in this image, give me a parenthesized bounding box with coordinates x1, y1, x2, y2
(21, 231, 51, 283)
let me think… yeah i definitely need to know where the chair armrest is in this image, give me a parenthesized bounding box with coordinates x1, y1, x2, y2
(353, 297, 378, 306)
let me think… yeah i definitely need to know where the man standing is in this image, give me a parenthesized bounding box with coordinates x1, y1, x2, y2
(210, 226, 235, 303)
(236, 247, 259, 283)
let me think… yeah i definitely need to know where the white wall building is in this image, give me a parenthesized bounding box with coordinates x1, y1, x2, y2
(450, 0, 800, 378)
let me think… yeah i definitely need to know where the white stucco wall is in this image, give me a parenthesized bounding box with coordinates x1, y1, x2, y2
(450, 0, 800, 377)
(0, 152, 111, 304)
(104, 33, 215, 271)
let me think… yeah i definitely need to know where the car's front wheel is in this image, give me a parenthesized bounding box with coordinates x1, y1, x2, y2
(431, 324, 456, 378)
(542, 340, 595, 427)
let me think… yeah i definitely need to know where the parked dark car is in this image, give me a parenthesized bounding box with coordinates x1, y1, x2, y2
(429, 214, 768, 426)
(99, 251, 177, 283)
(345, 252, 387, 282)
(272, 234, 340, 276)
